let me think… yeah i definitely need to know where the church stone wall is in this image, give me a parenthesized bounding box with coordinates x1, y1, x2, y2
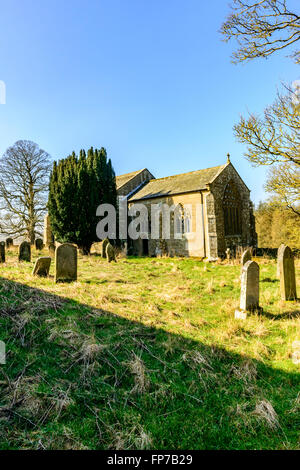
(128, 192, 206, 257)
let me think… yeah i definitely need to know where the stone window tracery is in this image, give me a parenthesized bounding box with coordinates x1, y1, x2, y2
(223, 181, 242, 236)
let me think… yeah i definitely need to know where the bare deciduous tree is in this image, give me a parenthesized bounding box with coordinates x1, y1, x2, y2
(265, 162, 300, 215)
(233, 86, 300, 215)
(0, 140, 52, 243)
(234, 87, 300, 166)
(220, 0, 300, 63)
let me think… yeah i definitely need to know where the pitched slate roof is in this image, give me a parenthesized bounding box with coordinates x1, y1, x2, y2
(116, 169, 147, 190)
(129, 164, 226, 201)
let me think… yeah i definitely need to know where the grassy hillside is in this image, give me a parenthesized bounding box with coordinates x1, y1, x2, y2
(0, 248, 299, 450)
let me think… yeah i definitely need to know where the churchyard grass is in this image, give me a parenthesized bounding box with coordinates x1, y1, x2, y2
(0, 248, 299, 449)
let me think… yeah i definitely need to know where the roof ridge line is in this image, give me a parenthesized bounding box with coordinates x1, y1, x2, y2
(116, 168, 147, 178)
(147, 164, 225, 183)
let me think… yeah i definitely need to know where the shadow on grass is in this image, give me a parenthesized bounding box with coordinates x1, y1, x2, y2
(260, 309, 300, 321)
(261, 278, 279, 284)
(0, 276, 299, 450)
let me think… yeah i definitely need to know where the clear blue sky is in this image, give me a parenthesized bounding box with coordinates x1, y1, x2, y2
(0, 0, 298, 205)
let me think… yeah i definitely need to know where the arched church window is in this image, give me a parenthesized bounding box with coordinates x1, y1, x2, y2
(223, 181, 242, 235)
(175, 204, 183, 235)
(184, 208, 192, 233)
(175, 204, 191, 235)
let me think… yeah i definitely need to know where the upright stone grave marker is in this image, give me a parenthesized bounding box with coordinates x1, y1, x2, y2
(102, 238, 109, 258)
(55, 243, 77, 283)
(0, 242, 5, 263)
(106, 242, 116, 262)
(225, 247, 231, 262)
(277, 244, 285, 278)
(18, 241, 31, 262)
(235, 260, 260, 319)
(32, 257, 51, 277)
(35, 238, 43, 250)
(279, 245, 297, 301)
(5, 238, 13, 248)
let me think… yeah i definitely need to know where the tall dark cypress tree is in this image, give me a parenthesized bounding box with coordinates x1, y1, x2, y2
(48, 147, 116, 254)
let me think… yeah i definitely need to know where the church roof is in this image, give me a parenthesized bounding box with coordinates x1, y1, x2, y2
(116, 169, 147, 190)
(129, 164, 227, 201)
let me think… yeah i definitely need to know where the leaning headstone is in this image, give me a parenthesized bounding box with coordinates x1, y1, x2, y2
(32, 257, 51, 277)
(241, 249, 252, 266)
(277, 243, 285, 278)
(18, 241, 31, 262)
(35, 238, 43, 250)
(106, 242, 116, 262)
(5, 238, 13, 248)
(279, 245, 297, 301)
(48, 243, 56, 256)
(102, 238, 109, 258)
(55, 243, 77, 282)
(0, 242, 5, 263)
(235, 260, 260, 319)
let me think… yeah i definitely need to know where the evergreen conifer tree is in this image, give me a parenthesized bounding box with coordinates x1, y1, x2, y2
(48, 147, 116, 254)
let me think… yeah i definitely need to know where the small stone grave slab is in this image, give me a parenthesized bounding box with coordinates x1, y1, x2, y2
(102, 238, 109, 258)
(279, 245, 297, 301)
(32, 257, 51, 277)
(106, 242, 116, 262)
(6, 238, 13, 248)
(18, 241, 31, 262)
(55, 243, 77, 283)
(0, 242, 5, 263)
(35, 238, 43, 250)
(235, 260, 260, 319)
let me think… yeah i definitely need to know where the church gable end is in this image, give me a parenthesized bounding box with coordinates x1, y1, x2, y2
(116, 168, 154, 197)
(208, 162, 256, 256)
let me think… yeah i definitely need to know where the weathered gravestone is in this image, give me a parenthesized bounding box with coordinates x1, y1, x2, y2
(235, 260, 260, 319)
(35, 238, 43, 250)
(241, 249, 252, 266)
(277, 243, 285, 279)
(106, 242, 116, 262)
(32, 257, 51, 277)
(278, 245, 297, 301)
(225, 247, 231, 262)
(0, 242, 5, 263)
(48, 243, 56, 256)
(5, 238, 13, 248)
(55, 243, 77, 283)
(102, 238, 109, 258)
(18, 241, 31, 262)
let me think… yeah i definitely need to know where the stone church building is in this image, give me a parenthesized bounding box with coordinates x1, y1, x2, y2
(116, 157, 257, 259)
